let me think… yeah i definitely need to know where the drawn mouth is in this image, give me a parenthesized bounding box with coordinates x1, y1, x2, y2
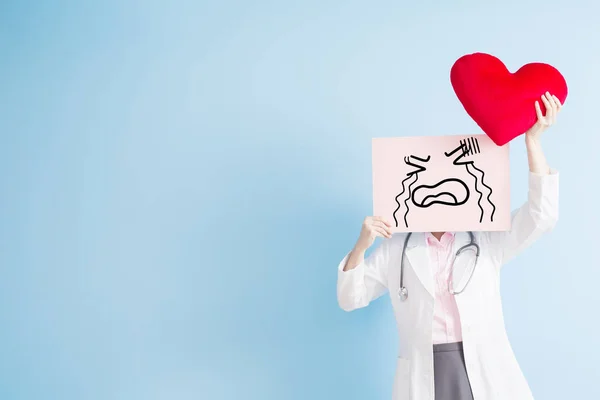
(411, 178, 470, 208)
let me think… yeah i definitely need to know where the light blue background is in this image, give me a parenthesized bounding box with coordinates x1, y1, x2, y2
(1, 0, 598, 399)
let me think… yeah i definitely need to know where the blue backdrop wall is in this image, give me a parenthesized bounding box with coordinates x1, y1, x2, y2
(1, 0, 598, 399)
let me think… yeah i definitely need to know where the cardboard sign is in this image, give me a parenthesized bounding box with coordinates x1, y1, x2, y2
(372, 134, 510, 232)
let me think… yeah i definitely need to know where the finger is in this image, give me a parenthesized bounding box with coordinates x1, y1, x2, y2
(372, 220, 392, 232)
(534, 100, 544, 121)
(373, 216, 392, 227)
(548, 92, 559, 110)
(373, 220, 388, 229)
(541, 93, 553, 118)
(371, 226, 387, 238)
(546, 94, 559, 123)
(553, 96, 562, 124)
(552, 95, 563, 111)
(374, 227, 392, 239)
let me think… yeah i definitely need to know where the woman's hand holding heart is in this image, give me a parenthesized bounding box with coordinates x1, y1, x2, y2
(526, 91, 563, 142)
(525, 91, 562, 174)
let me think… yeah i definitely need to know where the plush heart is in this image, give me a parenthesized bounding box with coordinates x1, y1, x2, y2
(450, 53, 568, 146)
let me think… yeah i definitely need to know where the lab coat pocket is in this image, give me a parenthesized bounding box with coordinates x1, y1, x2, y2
(392, 357, 411, 400)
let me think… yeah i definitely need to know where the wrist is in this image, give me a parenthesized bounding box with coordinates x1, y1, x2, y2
(525, 134, 542, 147)
(353, 241, 369, 254)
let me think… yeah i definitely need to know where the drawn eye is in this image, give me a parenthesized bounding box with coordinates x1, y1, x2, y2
(404, 155, 430, 176)
(409, 155, 431, 163)
(445, 137, 481, 160)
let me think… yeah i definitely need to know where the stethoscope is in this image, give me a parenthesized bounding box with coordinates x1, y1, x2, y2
(398, 231, 480, 301)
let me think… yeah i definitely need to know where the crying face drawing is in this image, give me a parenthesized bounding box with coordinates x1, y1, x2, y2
(392, 137, 497, 229)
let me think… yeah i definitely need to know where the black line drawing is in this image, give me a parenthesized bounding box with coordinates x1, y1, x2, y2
(412, 178, 470, 208)
(403, 175, 418, 228)
(445, 140, 485, 221)
(470, 163, 495, 221)
(392, 137, 497, 228)
(392, 173, 416, 228)
(404, 155, 430, 176)
(444, 137, 496, 222)
(409, 155, 431, 163)
(392, 155, 429, 228)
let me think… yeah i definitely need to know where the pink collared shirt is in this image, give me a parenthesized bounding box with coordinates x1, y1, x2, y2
(425, 232, 463, 344)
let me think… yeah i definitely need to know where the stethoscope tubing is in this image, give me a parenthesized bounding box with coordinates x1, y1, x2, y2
(398, 232, 480, 301)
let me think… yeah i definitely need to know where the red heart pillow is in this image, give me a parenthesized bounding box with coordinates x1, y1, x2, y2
(450, 53, 568, 146)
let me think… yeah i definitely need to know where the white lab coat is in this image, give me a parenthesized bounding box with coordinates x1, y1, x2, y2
(337, 170, 559, 400)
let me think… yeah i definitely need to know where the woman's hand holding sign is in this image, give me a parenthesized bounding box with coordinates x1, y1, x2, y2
(343, 217, 392, 272)
(358, 216, 392, 247)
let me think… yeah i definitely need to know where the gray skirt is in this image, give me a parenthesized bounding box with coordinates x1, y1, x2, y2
(433, 341, 474, 400)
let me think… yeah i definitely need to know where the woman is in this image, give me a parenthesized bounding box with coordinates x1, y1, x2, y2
(337, 92, 562, 400)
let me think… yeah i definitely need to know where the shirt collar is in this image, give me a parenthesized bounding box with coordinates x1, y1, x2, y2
(425, 232, 455, 247)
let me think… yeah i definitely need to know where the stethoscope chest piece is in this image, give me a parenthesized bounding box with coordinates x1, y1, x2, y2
(398, 286, 408, 301)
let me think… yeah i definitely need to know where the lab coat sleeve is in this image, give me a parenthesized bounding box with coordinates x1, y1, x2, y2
(487, 168, 559, 268)
(336, 239, 392, 312)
